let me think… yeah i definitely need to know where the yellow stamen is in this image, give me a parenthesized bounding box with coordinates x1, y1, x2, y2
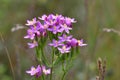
(77, 40, 81, 44)
(31, 67, 36, 71)
(33, 24, 36, 29)
(63, 46, 66, 51)
(54, 26, 56, 30)
(64, 35, 67, 39)
(63, 24, 67, 28)
(33, 40, 37, 44)
(50, 20, 53, 24)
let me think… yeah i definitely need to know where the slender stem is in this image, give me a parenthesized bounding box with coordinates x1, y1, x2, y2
(40, 74, 44, 80)
(61, 53, 73, 80)
(41, 48, 49, 66)
(35, 45, 45, 80)
(50, 48, 55, 80)
(0, 33, 15, 80)
(61, 54, 68, 80)
(53, 54, 62, 66)
(36, 77, 39, 80)
(61, 71, 66, 80)
(61, 60, 66, 80)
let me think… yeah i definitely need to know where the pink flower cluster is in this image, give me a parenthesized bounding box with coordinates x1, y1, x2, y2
(24, 14, 76, 48)
(49, 34, 87, 53)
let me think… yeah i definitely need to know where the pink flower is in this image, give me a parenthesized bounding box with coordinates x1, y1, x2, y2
(49, 39, 63, 47)
(64, 17, 76, 27)
(77, 39, 87, 46)
(27, 40, 38, 48)
(26, 65, 51, 78)
(58, 45, 71, 54)
(42, 66, 51, 75)
(24, 29, 35, 40)
(26, 65, 42, 77)
(59, 24, 72, 34)
(26, 18, 37, 26)
(58, 34, 72, 42)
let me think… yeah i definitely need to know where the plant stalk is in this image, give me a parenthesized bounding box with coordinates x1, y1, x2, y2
(50, 48, 55, 80)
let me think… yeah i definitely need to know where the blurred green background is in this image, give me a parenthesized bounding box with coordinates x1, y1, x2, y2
(0, 0, 120, 80)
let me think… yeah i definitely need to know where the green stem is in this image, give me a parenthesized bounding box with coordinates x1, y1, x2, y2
(36, 47, 41, 62)
(35, 36, 46, 80)
(61, 60, 66, 80)
(61, 71, 66, 80)
(50, 48, 55, 80)
(61, 53, 72, 80)
(35, 47, 45, 80)
(41, 48, 49, 66)
(42, 75, 45, 80)
(53, 54, 62, 66)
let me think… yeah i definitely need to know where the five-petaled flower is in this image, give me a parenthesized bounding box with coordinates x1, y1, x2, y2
(26, 18, 37, 26)
(49, 39, 63, 47)
(77, 39, 87, 47)
(58, 34, 72, 42)
(42, 66, 51, 75)
(47, 25, 61, 34)
(58, 45, 71, 53)
(24, 29, 35, 40)
(26, 65, 42, 77)
(59, 24, 72, 34)
(27, 40, 38, 48)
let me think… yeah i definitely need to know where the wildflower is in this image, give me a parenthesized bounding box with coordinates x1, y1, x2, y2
(27, 40, 38, 48)
(24, 29, 35, 40)
(38, 23, 48, 36)
(26, 65, 42, 77)
(49, 39, 63, 47)
(43, 23, 49, 30)
(26, 18, 37, 26)
(30, 21, 42, 36)
(54, 14, 64, 25)
(77, 39, 87, 46)
(40, 14, 56, 26)
(39, 14, 47, 21)
(65, 17, 76, 26)
(42, 66, 51, 75)
(58, 34, 72, 42)
(59, 24, 72, 33)
(58, 45, 71, 53)
(68, 38, 78, 47)
(47, 25, 61, 34)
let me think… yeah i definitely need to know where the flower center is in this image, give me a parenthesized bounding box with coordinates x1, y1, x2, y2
(31, 67, 36, 71)
(50, 20, 53, 24)
(77, 40, 81, 44)
(33, 25, 36, 29)
(29, 21, 33, 25)
(63, 35, 67, 39)
(44, 24, 48, 29)
(63, 24, 67, 28)
(33, 40, 37, 45)
(63, 46, 66, 51)
(53, 26, 56, 30)
(29, 31, 33, 35)
(55, 41, 58, 45)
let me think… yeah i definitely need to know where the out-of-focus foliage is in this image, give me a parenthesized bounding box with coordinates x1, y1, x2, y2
(0, 0, 120, 80)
